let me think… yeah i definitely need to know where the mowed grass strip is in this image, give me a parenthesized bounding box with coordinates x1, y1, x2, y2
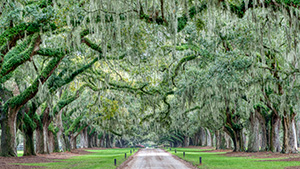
(16, 148, 135, 169)
(167, 148, 300, 169)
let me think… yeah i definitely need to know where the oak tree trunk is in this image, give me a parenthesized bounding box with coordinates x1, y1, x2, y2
(23, 128, 35, 156)
(57, 110, 66, 151)
(80, 128, 88, 148)
(270, 114, 281, 152)
(257, 111, 269, 151)
(248, 110, 260, 152)
(206, 128, 212, 147)
(94, 134, 98, 147)
(282, 111, 298, 154)
(36, 127, 44, 154)
(215, 130, 220, 149)
(70, 135, 77, 150)
(1, 108, 18, 156)
(48, 130, 54, 153)
(43, 119, 50, 153)
(200, 127, 206, 146)
(64, 134, 71, 151)
(297, 121, 300, 147)
(211, 132, 214, 147)
(183, 136, 189, 147)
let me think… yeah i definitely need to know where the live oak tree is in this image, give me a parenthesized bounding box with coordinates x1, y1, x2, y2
(2, 0, 300, 157)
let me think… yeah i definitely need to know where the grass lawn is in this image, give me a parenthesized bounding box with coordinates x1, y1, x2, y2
(16, 148, 135, 169)
(167, 148, 300, 169)
(17, 151, 23, 157)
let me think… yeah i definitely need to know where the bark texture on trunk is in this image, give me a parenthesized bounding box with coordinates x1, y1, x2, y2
(53, 130, 60, 152)
(71, 135, 77, 150)
(211, 132, 214, 147)
(200, 127, 206, 146)
(105, 133, 110, 148)
(282, 111, 298, 154)
(270, 114, 281, 152)
(36, 107, 51, 154)
(57, 110, 66, 152)
(94, 134, 98, 147)
(100, 133, 105, 147)
(80, 128, 88, 148)
(290, 119, 298, 152)
(88, 133, 92, 148)
(206, 128, 212, 147)
(224, 132, 232, 149)
(36, 127, 44, 154)
(24, 129, 35, 156)
(224, 126, 243, 151)
(297, 121, 300, 147)
(215, 130, 221, 149)
(64, 134, 71, 151)
(183, 136, 189, 147)
(224, 107, 244, 152)
(43, 111, 51, 154)
(1, 108, 18, 156)
(257, 110, 269, 151)
(248, 110, 260, 152)
(48, 130, 59, 153)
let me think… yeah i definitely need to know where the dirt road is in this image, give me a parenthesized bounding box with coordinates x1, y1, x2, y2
(121, 148, 196, 169)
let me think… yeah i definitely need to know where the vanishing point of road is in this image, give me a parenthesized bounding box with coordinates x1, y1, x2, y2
(120, 148, 196, 169)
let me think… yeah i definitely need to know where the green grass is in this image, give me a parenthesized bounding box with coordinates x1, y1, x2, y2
(16, 148, 135, 169)
(166, 148, 300, 169)
(17, 151, 23, 157)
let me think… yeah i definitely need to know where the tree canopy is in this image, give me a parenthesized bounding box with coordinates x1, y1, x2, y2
(1, 0, 300, 157)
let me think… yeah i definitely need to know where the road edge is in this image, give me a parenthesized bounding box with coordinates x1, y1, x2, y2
(162, 149, 199, 169)
(116, 149, 141, 169)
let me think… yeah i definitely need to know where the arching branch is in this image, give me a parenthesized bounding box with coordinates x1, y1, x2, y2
(48, 57, 99, 93)
(0, 33, 41, 83)
(172, 55, 198, 86)
(4, 48, 66, 116)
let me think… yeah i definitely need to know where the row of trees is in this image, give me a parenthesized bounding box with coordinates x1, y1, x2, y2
(0, 0, 154, 156)
(1, 0, 300, 157)
(150, 0, 300, 154)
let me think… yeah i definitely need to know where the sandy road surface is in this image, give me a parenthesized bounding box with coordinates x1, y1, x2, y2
(121, 148, 195, 169)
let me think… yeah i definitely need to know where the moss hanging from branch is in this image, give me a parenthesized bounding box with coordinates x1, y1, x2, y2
(139, 3, 207, 32)
(0, 23, 39, 57)
(80, 30, 127, 60)
(184, 105, 201, 114)
(81, 37, 102, 54)
(48, 122, 59, 134)
(162, 44, 202, 54)
(0, 73, 13, 84)
(3, 49, 65, 113)
(224, 0, 300, 18)
(0, 33, 41, 83)
(51, 84, 89, 116)
(64, 114, 84, 136)
(81, 37, 127, 60)
(48, 57, 99, 93)
(37, 48, 67, 57)
(2, 35, 34, 63)
(19, 112, 37, 132)
(172, 55, 198, 86)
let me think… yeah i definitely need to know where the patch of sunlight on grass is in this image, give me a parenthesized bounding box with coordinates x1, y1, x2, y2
(17, 151, 23, 157)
